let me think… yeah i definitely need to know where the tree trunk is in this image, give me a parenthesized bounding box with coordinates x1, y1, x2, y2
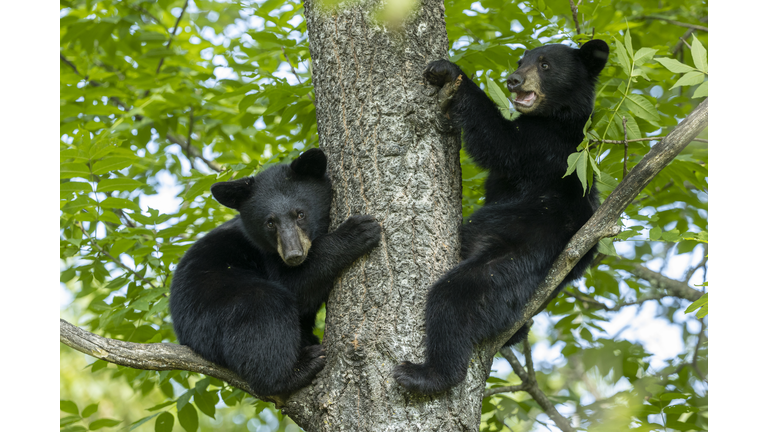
(279, 1, 494, 430)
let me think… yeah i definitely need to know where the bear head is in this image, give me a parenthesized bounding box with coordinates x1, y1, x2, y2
(506, 39, 609, 118)
(210, 148, 333, 266)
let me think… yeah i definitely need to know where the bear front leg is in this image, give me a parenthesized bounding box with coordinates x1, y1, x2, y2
(424, 60, 465, 117)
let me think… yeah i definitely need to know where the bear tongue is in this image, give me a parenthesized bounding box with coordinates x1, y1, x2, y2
(515, 91, 536, 104)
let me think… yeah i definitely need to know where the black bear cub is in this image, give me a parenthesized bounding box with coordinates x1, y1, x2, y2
(393, 40, 609, 395)
(170, 148, 381, 396)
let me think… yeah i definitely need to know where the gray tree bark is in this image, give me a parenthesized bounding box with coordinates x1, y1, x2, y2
(286, 1, 490, 430)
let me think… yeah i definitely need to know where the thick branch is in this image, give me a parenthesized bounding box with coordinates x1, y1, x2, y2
(624, 262, 704, 302)
(591, 137, 708, 145)
(565, 259, 705, 311)
(59, 319, 265, 397)
(487, 98, 708, 349)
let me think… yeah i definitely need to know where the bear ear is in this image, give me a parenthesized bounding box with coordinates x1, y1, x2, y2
(211, 177, 254, 210)
(578, 39, 610, 77)
(290, 148, 327, 178)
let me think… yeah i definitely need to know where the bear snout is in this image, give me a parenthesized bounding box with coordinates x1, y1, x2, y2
(506, 72, 524, 91)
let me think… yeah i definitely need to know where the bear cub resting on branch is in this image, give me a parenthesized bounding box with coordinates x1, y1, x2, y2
(394, 40, 610, 395)
(170, 148, 381, 396)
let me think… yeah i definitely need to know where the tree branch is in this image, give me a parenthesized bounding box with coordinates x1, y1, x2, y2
(641, 16, 708, 32)
(568, 0, 582, 35)
(623, 262, 704, 302)
(131, 5, 170, 33)
(494, 346, 575, 432)
(563, 259, 705, 311)
(591, 137, 708, 145)
(166, 132, 224, 173)
(684, 245, 708, 282)
(672, 28, 696, 56)
(59, 319, 282, 404)
(60, 54, 81, 75)
(155, 0, 189, 74)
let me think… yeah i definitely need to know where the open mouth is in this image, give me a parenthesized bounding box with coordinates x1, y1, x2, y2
(513, 91, 537, 108)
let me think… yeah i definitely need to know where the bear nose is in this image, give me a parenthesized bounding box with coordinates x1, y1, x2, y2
(507, 73, 524, 91)
(283, 249, 305, 266)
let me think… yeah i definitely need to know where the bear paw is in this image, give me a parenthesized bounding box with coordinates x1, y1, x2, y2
(337, 214, 382, 253)
(424, 60, 463, 88)
(392, 361, 449, 395)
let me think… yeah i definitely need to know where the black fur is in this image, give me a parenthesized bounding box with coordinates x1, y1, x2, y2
(393, 41, 609, 395)
(170, 148, 381, 396)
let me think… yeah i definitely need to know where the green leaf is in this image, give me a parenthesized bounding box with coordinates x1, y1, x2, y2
(194, 390, 218, 419)
(178, 403, 199, 432)
(90, 359, 108, 372)
(655, 57, 695, 73)
(597, 238, 617, 256)
(96, 178, 144, 193)
(623, 28, 633, 59)
(177, 389, 194, 411)
(110, 239, 137, 256)
(82, 403, 99, 418)
(129, 413, 160, 431)
(89, 418, 121, 430)
(154, 412, 174, 432)
(92, 156, 135, 175)
(649, 226, 661, 241)
(61, 400, 79, 415)
(685, 293, 708, 318)
(486, 74, 510, 119)
(61, 163, 92, 180)
(61, 416, 81, 428)
(692, 81, 708, 98)
(633, 47, 658, 64)
(661, 229, 680, 242)
(671, 71, 705, 89)
(623, 94, 660, 124)
(664, 404, 700, 414)
(100, 197, 142, 212)
(613, 37, 632, 77)
(184, 175, 220, 201)
(60, 181, 92, 197)
(691, 35, 707, 73)
(239, 93, 259, 113)
(576, 148, 589, 194)
(660, 392, 690, 401)
(563, 151, 582, 178)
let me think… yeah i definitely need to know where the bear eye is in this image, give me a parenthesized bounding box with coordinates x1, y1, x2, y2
(541, 62, 549, 70)
(266, 220, 275, 229)
(297, 211, 305, 220)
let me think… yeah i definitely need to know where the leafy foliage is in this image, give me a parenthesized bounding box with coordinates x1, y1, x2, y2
(60, 0, 707, 431)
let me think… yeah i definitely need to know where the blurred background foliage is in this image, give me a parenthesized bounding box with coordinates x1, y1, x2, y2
(60, 0, 707, 431)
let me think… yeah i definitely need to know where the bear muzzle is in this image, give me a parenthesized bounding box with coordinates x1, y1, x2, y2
(276, 226, 312, 266)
